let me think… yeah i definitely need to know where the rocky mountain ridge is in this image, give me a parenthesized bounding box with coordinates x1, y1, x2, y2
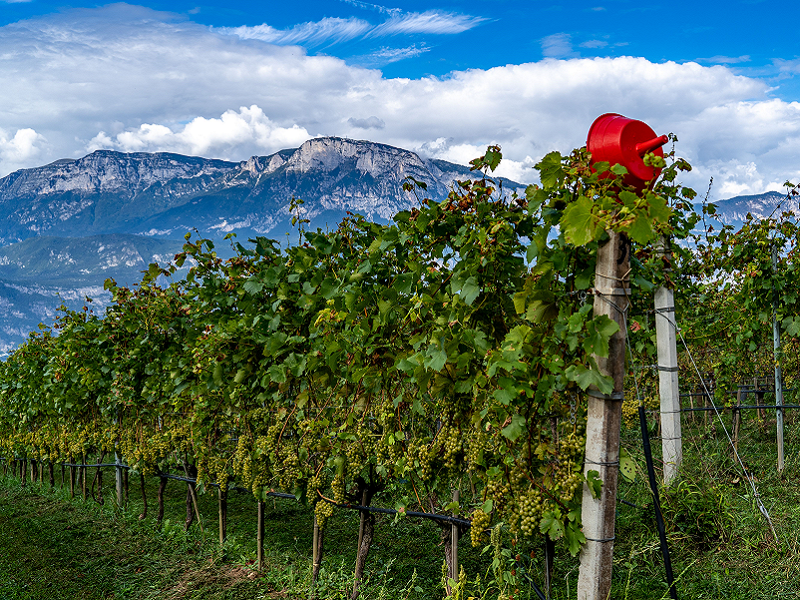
(0, 137, 495, 245)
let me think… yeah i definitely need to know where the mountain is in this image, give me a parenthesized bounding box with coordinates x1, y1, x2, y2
(0, 137, 510, 245)
(0, 234, 186, 287)
(709, 190, 798, 227)
(0, 137, 524, 352)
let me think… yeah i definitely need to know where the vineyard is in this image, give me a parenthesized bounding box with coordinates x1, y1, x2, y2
(1, 140, 800, 600)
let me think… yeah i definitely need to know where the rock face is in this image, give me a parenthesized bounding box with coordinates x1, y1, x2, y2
(710, 191, 800, 226)
(0, 137, 503, 245)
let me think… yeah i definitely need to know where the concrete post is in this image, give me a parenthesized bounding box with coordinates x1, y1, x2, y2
(577, 230, 629, 600)
(655, 284, 682, 485)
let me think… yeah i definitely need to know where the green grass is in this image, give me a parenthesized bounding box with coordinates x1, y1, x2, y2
(4, 405, 798, 599)
(598, 406, 800, 600)
(0, 464, 501, 599)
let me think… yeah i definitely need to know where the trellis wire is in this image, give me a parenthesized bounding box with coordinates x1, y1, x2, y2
(656, 307, 779, 541)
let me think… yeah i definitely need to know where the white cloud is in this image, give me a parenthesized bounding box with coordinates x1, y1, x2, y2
(369, 11, 487, 36)
(697, 55, 751, 65)
(0, 128, 44, 168)
(339, 0, 401, 16)
(580, 39, 608, 49)
(348, 116, 385, 130)
(222, 17, 372, 46)
(357, 44, 429, 65)
(222, 10, 484, 47)
(0, 5, 798, 198)
(89, 106, 312, 158)
(541, 33, 577, 59)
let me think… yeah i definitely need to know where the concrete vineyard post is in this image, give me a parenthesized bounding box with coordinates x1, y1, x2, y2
(577, 230, 629, 600)
(312, 516, 319, 576)
(654, 248, 682, 484)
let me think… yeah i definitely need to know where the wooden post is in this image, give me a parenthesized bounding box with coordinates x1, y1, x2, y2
(655, 272, 681, 485)
(21, 458, 26, 488)
(81, 454, 87, 502)
(123, 465, 129, 503)
(772, 245, 785, 473)
(544, 537, 555, 599)
(312, 513, 325, 587)
(733, 388, 742, 452)
(115, 452, 124, 508)
(450, 489, 459, 582)
(577, 230, 629, 600)
(218, 487, 228, 547)
(356, 489, 368, 561)
(257, 500, 265, 571)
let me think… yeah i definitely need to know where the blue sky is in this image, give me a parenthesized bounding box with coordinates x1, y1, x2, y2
(0, 0, 799, 198)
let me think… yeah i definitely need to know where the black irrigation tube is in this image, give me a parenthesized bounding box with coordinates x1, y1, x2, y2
(317, 494, 472, 528)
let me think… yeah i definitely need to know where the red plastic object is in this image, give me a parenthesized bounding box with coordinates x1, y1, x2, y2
(586, 113, 668, 190)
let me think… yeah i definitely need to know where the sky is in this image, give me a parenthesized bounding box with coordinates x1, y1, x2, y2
(1, 0, 799, 199)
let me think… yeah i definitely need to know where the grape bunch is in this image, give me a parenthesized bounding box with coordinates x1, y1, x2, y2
(470, 508, 491, 547)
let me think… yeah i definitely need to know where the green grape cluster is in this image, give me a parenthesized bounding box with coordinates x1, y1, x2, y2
(315, 497, 334, 528)
(485, 477, 511, 510)
(517, 488, 545, 537)
(470, 508, 490, 547)
(441, 424, 462, 469)
(331, 473, 346, 504)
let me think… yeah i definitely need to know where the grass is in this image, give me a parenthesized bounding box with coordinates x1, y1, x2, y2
(4, 402, 798, 599)
(0, 462, 500, 599)
(596, 403, 800, 600)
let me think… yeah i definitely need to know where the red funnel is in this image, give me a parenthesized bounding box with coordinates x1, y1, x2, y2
(587, 113, 668, 190)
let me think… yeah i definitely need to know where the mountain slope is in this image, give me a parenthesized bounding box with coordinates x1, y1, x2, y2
(0, 234, 186, 287)
(711, 190, 798, 226)
(0, 138, 518, 245)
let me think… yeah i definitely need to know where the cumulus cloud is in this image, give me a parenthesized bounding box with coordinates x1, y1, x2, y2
(88, 106, 312, 158)
(0, 4, 799, 198)
(0, 128, 44, 172)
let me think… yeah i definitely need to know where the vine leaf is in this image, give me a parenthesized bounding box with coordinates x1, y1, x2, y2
(501, 414, 526, 441)
(619, 448, 636, 483)
(561, 195, 598, 246)
(540, 509, 565, 540)
(565, 363, 613, 394)
(586, 470, 603, 499)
